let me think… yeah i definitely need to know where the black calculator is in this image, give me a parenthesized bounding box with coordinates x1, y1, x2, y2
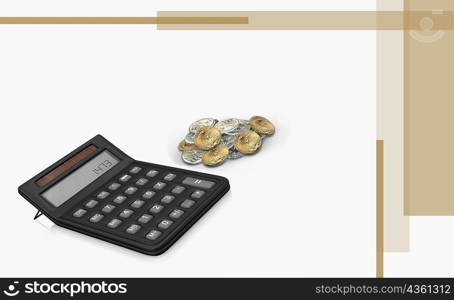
(18, 135, 230, 255)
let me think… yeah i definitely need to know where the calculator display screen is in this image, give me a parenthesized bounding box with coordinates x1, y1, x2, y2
(41, 150, 119, 207)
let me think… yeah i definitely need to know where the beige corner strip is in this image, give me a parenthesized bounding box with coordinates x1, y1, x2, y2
(0, 17, 248, 24)
(157, 11, 453, 30)
(377, 140, 384, 278)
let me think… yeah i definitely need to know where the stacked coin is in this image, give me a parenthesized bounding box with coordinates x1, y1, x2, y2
(178, 116, 275, 167)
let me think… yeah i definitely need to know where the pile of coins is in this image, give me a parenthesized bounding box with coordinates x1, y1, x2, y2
(178, 116, 275, 167)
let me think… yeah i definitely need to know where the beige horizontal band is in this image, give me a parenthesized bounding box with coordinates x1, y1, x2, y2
(0, 17, 248, 24)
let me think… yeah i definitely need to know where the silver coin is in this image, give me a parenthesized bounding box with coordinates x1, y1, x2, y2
(184, 132, 195, 144)
(214, 118, 240, 134)
(181, 150, 204, 165)
(228, 149, 244, 160)
(228, 119, 251, 134)
(189, 118, 218, 133)
(221, 134, 235, 149)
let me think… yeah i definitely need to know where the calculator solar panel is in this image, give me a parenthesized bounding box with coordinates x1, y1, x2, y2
(18, 135, 230, 255)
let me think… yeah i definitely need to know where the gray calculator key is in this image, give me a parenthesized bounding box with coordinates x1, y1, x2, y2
(119, 174, 132, 182)
(158, 219, 173, 229)
(180, 199, 195, 209)
(107, 218, 122, 229)
(191, 190, 205, 199)
(126, 224, 141, 234)
(169, 209, 184, 219)
(138, 214, 153, 224)
(73, 209, 87, 218)
(130, 166, 142, 174)
(136, 178, 149, 186)
(102, 204, 116, 213)
(125, 186, 138, 195)
(182, 177, 215, 189)
(90, 213, 104, 223)
(97, 191, 110, 199)
(153, 182, 166, 190)
(149, 204, 164, 214)
(161, 195, 175, 204)
(108, 182, 121, 191)
(142, 190, 156, 199)
(131, 200, 145, 209)
(85, 199, 99, 208)
(146, 170, 159, 177)
(113, 195, 127, 204)
(171, 186, 185, 194)
(119, 209, 134, 218)
(146, 230, 162, 241)
(164, 173, 176, 181)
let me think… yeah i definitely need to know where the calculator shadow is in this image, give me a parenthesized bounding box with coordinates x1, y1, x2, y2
(48, 190, 233, 259)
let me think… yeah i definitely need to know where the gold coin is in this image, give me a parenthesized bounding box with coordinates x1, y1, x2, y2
(249, 116, 275, 136)
(202, 145, 229, 166)
(194, 126, 221, 150)
(234, 130, 262, 154)
(178, 140, 198, 151)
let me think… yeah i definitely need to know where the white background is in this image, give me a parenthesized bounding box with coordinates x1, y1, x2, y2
(0, 0, 379, 277)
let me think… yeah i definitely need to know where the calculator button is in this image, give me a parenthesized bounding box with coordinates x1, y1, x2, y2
(119, 209, 134, 218)
(107, 218, 122, 229)
(182, 177, 215, 189)
(171, 186, 186, 194)
(131, 200, 145, 209)
(136, 178, 149, 186)
(191, 190, 205, 199)
(108, 182, 121, 191)
(126, 224, 141, 234)
(142, 190, 156, 199)
(90, 213, 104, 223)
(138, 214, 153, 224)
(164, 173, 176, 181)
(161, 195, 175, 204)
(97, 191, 110, 199)
(125, 187, 138, 195)
(119, 174, 132, 182)
(73, 209, 87, 218)
(153, 182, 166, 190)
(169, 209, 184, 219)
(113, 195, 127, 204)
(180, 199, 195, 209)
(146, 170, 159, 177)
(130, 166, 142, 174)
(102, 204, 116, 213)
(149, 204, 164, 214)
(85, 200, 99, 208)
(146, 230, 162, 241)
(158, 219, 173, 229)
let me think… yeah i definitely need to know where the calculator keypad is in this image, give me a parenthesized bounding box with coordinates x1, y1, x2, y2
(67, 164, 221, 248)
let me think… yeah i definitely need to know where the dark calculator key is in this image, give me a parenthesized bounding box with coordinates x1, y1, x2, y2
(149, 204, 164, 214)
(85, 199, 99, 208)
(146, 170, 159, 177)
(102, 204, 116, 213)
(131, 200, 145, 209)
(158, 219, 173, 230)
(130, 166, 142, 174)
(113, 195, 127, 204)
(164, 173, 176, 181)
(119, 209, 134, 218)
(142, 190, 156, 199)
(146, 230, 162, 241)
(125, 186, 138, 195)
(97, 191, 110, 199)
(180, 199, 195, 209)
(119, 174, 132, 182)
(153, 182, 166, 190)
(107, 218, 122, 229)
(136, 178, 149, 186)
(73, 209, 87, 218)
(169, 209, 184, 219)
(171, 186, 185, 194)
(138, 214, 153, 224)
(108, 182, 121, 191)
(182, 177, 215, 189)
(161, 195, 175, 204)
(191, 190, 205, 199)
(126, 224, 141, 234)
(90, 213, 104, 223)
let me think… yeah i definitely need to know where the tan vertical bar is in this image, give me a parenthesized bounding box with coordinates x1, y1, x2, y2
(376, 140, 384, 278)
